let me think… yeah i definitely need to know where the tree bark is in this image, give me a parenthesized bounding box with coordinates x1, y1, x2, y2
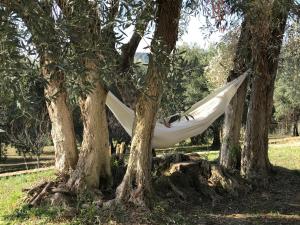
(57, 1, 112, 190)
(241, 0, 291, 181)
(293, 122, 299, 136)
(67, 72, 111, 191)
(220, 20, 251, 170)
(41, 57, 78, 173)
(115, 0, 182, 207)
(107, 3, 153, 152)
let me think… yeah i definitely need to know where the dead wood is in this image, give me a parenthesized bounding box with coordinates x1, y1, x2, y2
(153, 153, 249, 205)
(29, 181, 54, 206)
(25, 181, 48, 195)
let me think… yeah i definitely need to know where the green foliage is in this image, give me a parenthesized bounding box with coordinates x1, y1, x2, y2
(0, 143, 7, 162)
(274, 23, 300, 124)
(0, 9, 51, 157)
(158, 45, 214, 119)
(181, 45, 214, 106)
(205, 29, 239, 87)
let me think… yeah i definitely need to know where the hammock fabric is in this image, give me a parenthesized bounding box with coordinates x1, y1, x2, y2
(106, 72, 248, 148)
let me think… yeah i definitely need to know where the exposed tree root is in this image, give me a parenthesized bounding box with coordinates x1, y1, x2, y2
(209, 165, 251, 196)
(24, 174, 75, 207)
(24, 153, 251, 210)
(114, 169, 154, 208)
(29, 181, 54, 206)
(153, 153, 251, 205)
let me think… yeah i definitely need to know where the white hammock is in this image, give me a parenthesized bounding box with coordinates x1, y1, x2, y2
(106, 72, 248, 148)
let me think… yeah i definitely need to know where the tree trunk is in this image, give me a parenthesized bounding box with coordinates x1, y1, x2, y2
(11, 1, 79, 174)
(293, 122, 299, 136)
(292, 109, 299, 136)
(42, 56, 78, 174)
(241, 74, 273, 181)
(211, 124, 221, 150)
(115, 0, 182, 207)
(54, 3, 113, 190)
(115, 90, 158, 206)
(68, 71, 112, 191)
(241, 0, 291, 182)
(220, 20, 251, 170)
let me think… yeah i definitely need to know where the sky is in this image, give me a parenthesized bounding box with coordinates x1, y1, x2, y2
(179, 16, 225, 48)
(128, 15, 226, 53)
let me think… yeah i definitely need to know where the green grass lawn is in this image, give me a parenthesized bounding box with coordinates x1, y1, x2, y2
(268, 136, 300, 170)
(0, 170, 56, 225)
(0, 137, 299, 225)
(269, 145, 300, 170)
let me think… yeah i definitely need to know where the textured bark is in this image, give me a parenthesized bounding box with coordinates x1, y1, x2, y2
(241, 0, 291, 181)
(220, 20, 251, 170)
(220, 81, 247, 169)
(115, 91, 158, 206)
(115, 0, 182, 207)
(57, 2, 112, 190)
(41, 56, 78, 173)
(68, 73, 111, 191)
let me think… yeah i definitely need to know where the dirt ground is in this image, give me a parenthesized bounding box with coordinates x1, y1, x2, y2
(99, 166, 300, 225)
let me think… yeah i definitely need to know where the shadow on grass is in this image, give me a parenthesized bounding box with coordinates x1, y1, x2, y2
(2, 203, 68, 225)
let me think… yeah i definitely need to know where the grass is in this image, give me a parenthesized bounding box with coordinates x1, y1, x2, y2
(0, 136, 299, 225)
(269, 145, 300, 170)
(0, 170, 56, 225)
(268, 137, 300, 170)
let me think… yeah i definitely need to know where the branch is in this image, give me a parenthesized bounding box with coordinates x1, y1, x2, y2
(119, 1, 154, 73)
(57, 0, 102, 52)
(291, 2, 300, 17)
(1, 0, 59, 54)
(108, 0, 120, 22)
(56, 0, 73, 17)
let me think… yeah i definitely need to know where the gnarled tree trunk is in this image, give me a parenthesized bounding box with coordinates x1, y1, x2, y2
(42, 55, 78, 174)
(241, 0, 291, 182)
(67, 72, 111, 191)
(115, 0, 182, 207)
(107, 4, 153, 153)
(115, 86, 159, 206)
(56, 1, 112, 191)
(116, 2, 153, 109)
(220, 20, 251, 170)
